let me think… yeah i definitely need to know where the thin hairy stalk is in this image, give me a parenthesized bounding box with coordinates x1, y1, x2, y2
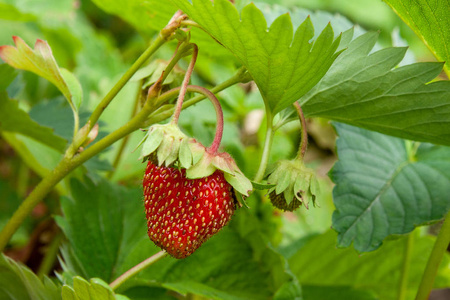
(87, 36, 166, 131)
(180, 20, 202, 29)
(110, 251, 168, 290)
(72, 110, 80, 138)
(161, 42, 193, 83)
(37, 231, 63, 279)
(171, 44, 198, 124)
(184, 85, 224, 153)
(398, 233, 413, 300)
(16, 161, 29, 198)
(294, 101, 308, 160)
(416, 210, 450, 300)
(145, 67, 250, 126)
(253, 108, 274, 182)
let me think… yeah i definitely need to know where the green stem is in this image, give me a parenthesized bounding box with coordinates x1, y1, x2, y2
(294, 102, 308, 160)
(16, 161, 29, 198)
(87, 35, 166, 131)
(398, 232, 413, 300)
(109, 251, 168, 291)
(37, 231, 63, 279)
(161, 42, 192, 83)
(0, 156, 72, 251)
(171, 44, 198, 125)
(72, 109, 80, 138)
(180, 20, 202, 29)
(253, 107, 274, 182)
(416, 210, 450, 300)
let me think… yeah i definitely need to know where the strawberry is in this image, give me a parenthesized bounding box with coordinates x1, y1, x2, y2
(138, 46, 252, 258)
(143, 159, 235, 258)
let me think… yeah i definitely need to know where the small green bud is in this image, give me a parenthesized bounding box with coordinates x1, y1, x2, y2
(267, 160, 318, 211)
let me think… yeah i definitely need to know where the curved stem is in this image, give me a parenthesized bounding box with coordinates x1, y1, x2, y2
(110, 251, 168, 291)
(180, 20, 202, 29)
(87, 35, 166, 131)
(145, 67, 249, 127)
(416, 210, 450, 300)
(0, 156, 71, 251)
(398, 232, 413, 300)
(253, 107, 274, 182)
(151, 85, 224, 153)
(171, 44, 198, 125)
(187, 86, 223, 153)
(294, 102, 308, 160)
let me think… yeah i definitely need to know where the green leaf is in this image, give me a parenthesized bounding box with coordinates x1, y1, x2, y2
(0, 36, 83, 111)
(121, 286, 177, 300)
(302, 285, 377, 300)
(170, 0, 343, 114)
(1, 132, 66, 196)
(90, 0, 177, 33)
(60, 68, 83, 111)
(383, 0, 450, 75)
(289, 230, 450, 300)
(162, 282, 250, 300)
(28, 98, 76, 142)
(0, 3, 37, 21)
(0, 253, 62, 300)
(0, 91, 67, 152)
(0, 63, 18, 90)
(331, 123, 450, 252)
(251, 181, 276, 190)
(56, 177, 159, 282)
(301, 31, 450, 146)
(62, 276, 129, 300)
(0, 180, 30, 246)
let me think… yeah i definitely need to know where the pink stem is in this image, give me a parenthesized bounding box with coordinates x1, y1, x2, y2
(294, 101, 308, 160)
(187, 86, 223, 154)
(171, 44, 198, 124)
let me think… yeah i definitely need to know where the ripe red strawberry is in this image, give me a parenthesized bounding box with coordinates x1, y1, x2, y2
(143, 160, 235, 259)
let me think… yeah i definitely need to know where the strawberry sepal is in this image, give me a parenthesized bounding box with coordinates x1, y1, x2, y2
(267, 159, 319, 211)
(186, 147, 253, 197)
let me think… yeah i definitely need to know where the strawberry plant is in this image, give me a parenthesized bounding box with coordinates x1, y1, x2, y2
(0, 0, 449, 299)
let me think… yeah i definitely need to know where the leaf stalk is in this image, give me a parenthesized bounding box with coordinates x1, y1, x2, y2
(171, 44, 198, 125)
(253, 108, 274, 182)
(416, 210, 450, 300)
(294, 101, 308, 160)
(109, 251, 168, 291)
(398, 232, 413, 300)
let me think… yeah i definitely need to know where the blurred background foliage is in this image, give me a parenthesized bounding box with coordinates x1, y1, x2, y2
(0, 0, 447, 299)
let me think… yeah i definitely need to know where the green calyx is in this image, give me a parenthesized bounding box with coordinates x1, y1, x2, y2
(139, 123, 202, 168)
(186, 149, 253, 197)
(267, 159, 319, 211)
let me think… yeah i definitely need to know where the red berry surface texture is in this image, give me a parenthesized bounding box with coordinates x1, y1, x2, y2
(143, 160, 235, 259)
